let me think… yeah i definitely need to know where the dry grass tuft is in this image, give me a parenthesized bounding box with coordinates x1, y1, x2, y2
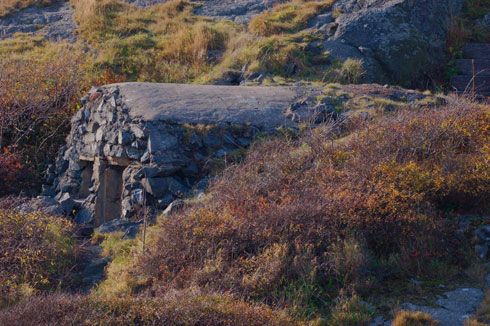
(249, 0, 335, 36)
(392, 310, 438, 326)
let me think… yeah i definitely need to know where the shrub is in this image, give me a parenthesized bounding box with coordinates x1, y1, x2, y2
(329, 292, 374, 326)
(0, 147, 34, 196)
(0, 292, 299, 326)
(322, 59, 366, 84)
(392, 311, 438, 326)
(96, 98, 489, 318)
(0, 208, 77, 307)
(329, 237, 371, 290)
(0, 44, 88, 194)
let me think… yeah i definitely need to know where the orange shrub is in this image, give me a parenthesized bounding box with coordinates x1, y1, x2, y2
(126, 99, 489, 308)
(0, 292, 300, 326)
(0, 46, 88, 194)
(0, 208, 77, 307)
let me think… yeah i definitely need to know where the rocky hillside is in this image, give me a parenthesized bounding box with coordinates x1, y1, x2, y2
(0, 0, 479, 88)
(0, 0, 489, 325)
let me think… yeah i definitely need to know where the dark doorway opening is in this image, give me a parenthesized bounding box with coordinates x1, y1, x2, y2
(95, 164, 125, 225)
(79, 160, 94, 199)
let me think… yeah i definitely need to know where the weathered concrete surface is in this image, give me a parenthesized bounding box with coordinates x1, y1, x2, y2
(115, 82, 309, 131)
(0, 1, 76, 42)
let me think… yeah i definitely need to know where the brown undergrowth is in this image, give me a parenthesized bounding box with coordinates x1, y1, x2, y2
(92, 98, 490, 321)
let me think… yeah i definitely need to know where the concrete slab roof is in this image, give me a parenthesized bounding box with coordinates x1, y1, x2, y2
(106, 83, 316, 130)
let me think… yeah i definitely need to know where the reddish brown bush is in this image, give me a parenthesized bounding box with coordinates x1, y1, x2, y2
(0, 147, 33, 196)
(125, 99, 489, 309)
(0, 209, 77, 307)
(0, 47, 88, 194)
(0, 292, 299, 326)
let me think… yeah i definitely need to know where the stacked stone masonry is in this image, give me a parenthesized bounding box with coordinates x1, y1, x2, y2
(45, 82, 332, 227)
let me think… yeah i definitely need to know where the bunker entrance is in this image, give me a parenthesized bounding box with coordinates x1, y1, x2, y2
(95, 164, 125, 225)
(78, 160, 94, 199)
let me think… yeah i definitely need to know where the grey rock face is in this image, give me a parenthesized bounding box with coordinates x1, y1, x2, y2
(58, 192, 75, 214)
(0, 2, 77, 42)
(75, 208, 93, 224)
(142, 177, 186, 198)
(323, 0, 463, 87)
(194, 0, 284, 24)
(162, 199, 185, 216)
(17, 196, 65, 216)
(400, 288, 484, 326)
(122, 0, 283, 24)
(95, 219, 141, 236)
(472, 222, 490, 259)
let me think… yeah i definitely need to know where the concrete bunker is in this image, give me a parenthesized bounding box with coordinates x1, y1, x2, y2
(45, 82, 330, 229)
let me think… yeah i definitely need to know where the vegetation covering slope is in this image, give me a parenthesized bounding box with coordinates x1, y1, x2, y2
(0, 0, 489, 324)
(1, 97, 488, 324)
(0, 197, 78, 308)
(69, 0, 340, 83)
(95, 98, 488, 318)
(0, 0, 57, 17)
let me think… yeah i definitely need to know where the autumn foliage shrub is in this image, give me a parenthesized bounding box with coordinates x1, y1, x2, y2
(0, 148, 34, 196)
(0, 208, 77, 307)
(109, 99, 490, 313)
(0, 292, 298, 326)
(0, 45, 88, 194)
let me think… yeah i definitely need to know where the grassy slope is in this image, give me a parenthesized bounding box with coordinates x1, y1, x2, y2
(67, 0, 352, 84)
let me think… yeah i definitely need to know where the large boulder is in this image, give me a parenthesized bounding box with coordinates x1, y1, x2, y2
(323, 0, 463, 87)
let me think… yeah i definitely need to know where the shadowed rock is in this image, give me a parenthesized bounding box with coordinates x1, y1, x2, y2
(0, 2, 77, 42)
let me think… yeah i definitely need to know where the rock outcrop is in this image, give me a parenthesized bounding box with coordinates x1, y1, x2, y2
(318, 0, 463, 87)
(124, 0, 283, 24)
(0, 2, 76, 42)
